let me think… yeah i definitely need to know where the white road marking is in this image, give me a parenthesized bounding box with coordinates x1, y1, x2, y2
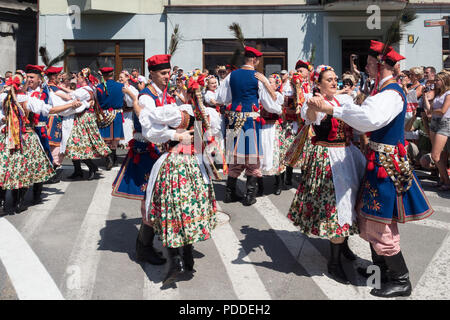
(0, 218, 64, 300)
(409, 232, 450, 300)
(21, 181, 71, 240)
(212, 203, 272, 300)
(61, 172, 115, 300)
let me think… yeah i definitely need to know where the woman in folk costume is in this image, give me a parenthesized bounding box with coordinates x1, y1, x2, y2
(309, 40, 434, 297)
(118, 70, 138, 148)
(53, 68, 111, 180)
(0, 74, 80, 213)
(256, 73, 286, 195)
(140, 74, 220, 286)
(287, 65, 367, 284)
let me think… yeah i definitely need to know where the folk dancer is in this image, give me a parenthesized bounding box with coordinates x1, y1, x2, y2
(216, 46, 282, 206)
(308, 41, 434, 297)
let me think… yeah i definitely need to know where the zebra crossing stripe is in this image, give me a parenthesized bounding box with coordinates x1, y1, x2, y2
(20, 181, 71, 240)
(62, 172, 115, 300)
(0, 218, 64, 300)
(212, 203, 272, 300)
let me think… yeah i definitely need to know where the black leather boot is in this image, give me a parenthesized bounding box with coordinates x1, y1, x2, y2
(357, 244, 389, 283)
(243, 176, 257, 206)
(112, 149, 118, 166)
(105, 153, 113, 171)
(285, 166, 293, 186)
(341, 237, 357, 261)
(370, 251, 412, 298)
(257, 177, 264, 197)
(183, 244, 194, 271)
(83, 160, 98, 181)
(12, 188, 27, 214)
(32, 183, 44, 205)
(274, 174, 283, 195)
(47, 167, 63, 184)
(68, 160, 83, 180)
(0, 189, 6, 213)
(328, 242, 350, 285)
(163, 247, 185, 286)
(135, 224, 166, 265)
(224, 177, 242, 203)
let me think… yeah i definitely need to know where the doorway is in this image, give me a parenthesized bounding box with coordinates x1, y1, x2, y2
(341, 39, 371, 75)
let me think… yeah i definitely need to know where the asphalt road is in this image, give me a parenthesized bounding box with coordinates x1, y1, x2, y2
(0, 154, 449, 300)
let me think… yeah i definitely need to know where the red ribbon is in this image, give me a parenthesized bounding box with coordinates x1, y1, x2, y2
(6, 77, 21, 91)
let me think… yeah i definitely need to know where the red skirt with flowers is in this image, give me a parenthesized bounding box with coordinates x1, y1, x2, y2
(287, 144, 359, 239)
(147, 152, 217, 248)
(0, 131, 55, 190)
(66, 111, 111, 160)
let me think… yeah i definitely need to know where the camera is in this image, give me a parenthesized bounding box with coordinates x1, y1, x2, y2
(351, 54, 359, 61)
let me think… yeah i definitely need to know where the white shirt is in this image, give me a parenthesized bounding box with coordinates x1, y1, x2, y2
(216, 71, 282, 115)
(333, 75, 404, 133)
(0, 92, 51, 117)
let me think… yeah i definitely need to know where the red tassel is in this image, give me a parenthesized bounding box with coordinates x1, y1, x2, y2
(391, 155, 401, 172)
(397, 142, 407, 157)
(252, 105, 259, 112)
(235, 105, 242, 112)
(260, 118, 266, 125)
(255, 117, 261, 123)
(377, 166, 388, 179)
(327, 118, 339, 141)
(133, 152, 140, 164)
(367, 150, 375, 161)
(367, 161, 375, 171)
(226, 104, 232, 111)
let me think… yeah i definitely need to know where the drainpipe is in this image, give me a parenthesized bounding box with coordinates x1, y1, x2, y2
(36, 0, 40, 65)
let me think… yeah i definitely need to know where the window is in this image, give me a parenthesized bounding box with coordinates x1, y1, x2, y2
(64, 40, 145, 79)
(443, 18, 449, 69)
(203, 39, 287, 76)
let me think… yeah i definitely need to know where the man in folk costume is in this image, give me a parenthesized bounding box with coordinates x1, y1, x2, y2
(96, 67, 126, 170)
(132, 54, 178, 266)
(44, 66, 65, 183)
(282, 59, 313, 186)
(309, 40, 433, 297)
(25, 64, 53, 204)
(216, 46, 281, 206)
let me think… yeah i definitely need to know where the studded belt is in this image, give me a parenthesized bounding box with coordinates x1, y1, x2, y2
(369, 141, 396, 155)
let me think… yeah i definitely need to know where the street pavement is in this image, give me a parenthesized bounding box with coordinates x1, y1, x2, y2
(0, 154, 449, 300)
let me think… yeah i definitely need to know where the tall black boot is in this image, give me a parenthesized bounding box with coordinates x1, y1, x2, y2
(112, 149, 118, 166)
(47, 167, 63, 184)
(83, 160, 98, 181)
(135, 224, 166, 265)
(285, 166, 294, 186)
(162, 247, 185, 286)
(341, 237, 357, 261)
(224, 177, 242, 203)
(183, 244, 194, 271)
(105, 153, 113, 171)
(32, 183, 44, 205)
(357, 244, 389, 283)
(328, 242, 350, 285)
(68, 160, 83, 180)
(243, 176, 257, 206)
(370, 251, 412, 298)
(257, 177, 264, 197)
(274, 173, 283, 195)
(12, 188, 27, 214)
(0, 189, 6, 213)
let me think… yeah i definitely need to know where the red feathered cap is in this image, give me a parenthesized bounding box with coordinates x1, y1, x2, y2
(99, 67, 114, 74)
(45, 66, 63, 75)
(244, 46, 262, 58)
(26, 65, 45, 74)
(368, 40, 404, 67)
(146, 54, 171, 71)
(295, 60, 311, 71)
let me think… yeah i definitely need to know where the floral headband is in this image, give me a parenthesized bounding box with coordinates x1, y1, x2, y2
(270, 74, 282, 92)
(313, 65, 334, 83)
(82, 67, 99, 86)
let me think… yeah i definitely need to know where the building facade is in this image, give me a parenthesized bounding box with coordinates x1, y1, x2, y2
(0, 0, 37, 75)
(38, 0, 450, 77)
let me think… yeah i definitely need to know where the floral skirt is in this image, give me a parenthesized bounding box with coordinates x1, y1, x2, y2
(287, 144, 359, 239)
(66, 111, 111, 160)
(0, 131, 55, 190)
(148, 152, 217, 248)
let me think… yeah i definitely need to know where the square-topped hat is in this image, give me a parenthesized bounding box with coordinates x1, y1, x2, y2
(147, 54, 172, 71)
(99, 67, 114, 75)
(368, 40, 405, 67)
(26, 65, 45, 74)
(45, 66, 63, 75)
(244, 46, 262, 58)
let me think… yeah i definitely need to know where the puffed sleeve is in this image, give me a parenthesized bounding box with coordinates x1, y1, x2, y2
(205, 107, 221, 137)
(301, 93, 326, 125)
(333, 90, 404, 133)
(258, 81, 282, 115)
(27, 97, 52, 116)
(216, 75, 232, 105)
(123, 85, 139, 107)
